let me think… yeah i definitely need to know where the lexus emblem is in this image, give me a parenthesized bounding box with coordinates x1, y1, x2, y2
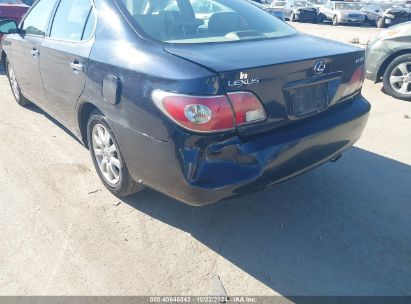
(313, 60, 326, 75)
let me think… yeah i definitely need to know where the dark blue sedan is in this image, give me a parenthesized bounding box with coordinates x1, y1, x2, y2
(0, 0, 370, 205)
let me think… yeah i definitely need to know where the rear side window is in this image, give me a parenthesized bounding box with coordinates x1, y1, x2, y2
(22, 0, 58, 36)
(119, 0, 296, 44)
(50, 0, 94, 41)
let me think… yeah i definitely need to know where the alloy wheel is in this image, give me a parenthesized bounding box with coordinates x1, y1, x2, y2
(91, 123, 122, 185)
(389, 62, 411, 95)
(7, 62, 20, 101)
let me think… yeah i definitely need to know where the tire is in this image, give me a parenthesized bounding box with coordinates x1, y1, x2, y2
(6, 58, 30, 106)
(87, 110, 144, 196)
(383, 54, 411, 101)
(290, 13, 296, 22)
(332, 15, 339, 26)
(377, 18, 385, 28)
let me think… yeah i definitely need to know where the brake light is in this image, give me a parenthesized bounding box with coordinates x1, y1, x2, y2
(343, 65, 365, 97)
(227, 92, 266, 126)
(152, 90, 266, 133)
(152, 90, 234, 133)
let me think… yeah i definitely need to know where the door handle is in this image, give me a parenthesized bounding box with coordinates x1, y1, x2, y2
(70, 61, 84, 72)
(31, 48, 39, 57)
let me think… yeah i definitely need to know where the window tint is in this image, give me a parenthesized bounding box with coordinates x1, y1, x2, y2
(50, 0, 93, 41)
(121, 0, 296, 44)
(23, 0, 58, 36)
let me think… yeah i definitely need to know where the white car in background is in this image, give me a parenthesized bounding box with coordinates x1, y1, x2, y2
(319, 1, 366, 25)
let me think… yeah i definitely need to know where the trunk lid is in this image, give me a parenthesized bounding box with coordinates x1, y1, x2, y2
(164, 34, 365, 135)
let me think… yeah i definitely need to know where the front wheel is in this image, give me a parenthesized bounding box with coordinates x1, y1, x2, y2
(383, 55, 411, 101)
(87, 110, 144, 196)
(6, 59, 30, 106)
(290, 13, 296, 22)
(332, 15, 339, 26)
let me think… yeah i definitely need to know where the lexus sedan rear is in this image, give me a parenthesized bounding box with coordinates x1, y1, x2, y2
(0, 0, 370, 205)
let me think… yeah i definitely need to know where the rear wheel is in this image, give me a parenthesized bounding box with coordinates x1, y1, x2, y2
(377, 17, 385, 28)
(87, 110, 144, 196)
(332, 15, 339, 26)
(383, 54, 411, 101)
(6, 59, 30, 106)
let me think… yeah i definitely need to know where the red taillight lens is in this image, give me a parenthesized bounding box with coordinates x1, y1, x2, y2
(152, 90, 234, 133)
(152, 90, 266, 133)
(227, 92, 266, 126)
(343, 65, 365, 97)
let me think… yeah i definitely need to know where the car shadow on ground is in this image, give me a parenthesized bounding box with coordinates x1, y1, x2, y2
(123, 147, 411, 296)
(23, 103, 84, 145)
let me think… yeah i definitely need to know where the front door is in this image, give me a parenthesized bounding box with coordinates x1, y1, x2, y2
(39, 0, 96, 131)
(10, 0, 58, 106)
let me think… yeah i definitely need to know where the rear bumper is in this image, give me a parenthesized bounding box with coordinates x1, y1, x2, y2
(295, 12, 317, 21)
(112, 95, 370, 206)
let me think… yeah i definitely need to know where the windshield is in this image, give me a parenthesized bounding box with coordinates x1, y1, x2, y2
(119, 0, 296, 44)
(273, 1, 287, 7)
(335, 2, 363, 10)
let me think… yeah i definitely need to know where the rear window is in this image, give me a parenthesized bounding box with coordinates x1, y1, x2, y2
(119, 0, 296, 44)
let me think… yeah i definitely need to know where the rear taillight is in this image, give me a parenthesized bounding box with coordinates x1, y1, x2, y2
(343, 65, 365, 97)
(152, 90, 266, 133)
(227, 92, 267, 126)
(152, 90, 235, 133)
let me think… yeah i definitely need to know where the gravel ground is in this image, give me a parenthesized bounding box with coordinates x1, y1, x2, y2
(0, 24, 410, 296)
(291, 22, 383, 46)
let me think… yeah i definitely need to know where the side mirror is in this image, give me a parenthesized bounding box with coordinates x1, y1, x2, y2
(0, 20, 19, 34)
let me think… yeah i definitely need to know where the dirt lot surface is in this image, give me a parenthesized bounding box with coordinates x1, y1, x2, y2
(0, 24, 410, 296)
(291, 22, 383, 46)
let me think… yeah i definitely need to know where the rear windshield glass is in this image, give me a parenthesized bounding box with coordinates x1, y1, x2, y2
(120, 0, 296, 44)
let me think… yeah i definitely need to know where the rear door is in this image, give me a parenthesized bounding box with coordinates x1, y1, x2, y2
(11, 0, 58, 106)
(39, 0, 95, 131)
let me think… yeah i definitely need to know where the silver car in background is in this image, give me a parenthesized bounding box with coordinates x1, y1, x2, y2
(366, 22, 411, 100)
(319, 1, 366, 25)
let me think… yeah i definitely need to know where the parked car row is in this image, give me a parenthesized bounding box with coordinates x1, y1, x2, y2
(253, 0, 411, 27)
